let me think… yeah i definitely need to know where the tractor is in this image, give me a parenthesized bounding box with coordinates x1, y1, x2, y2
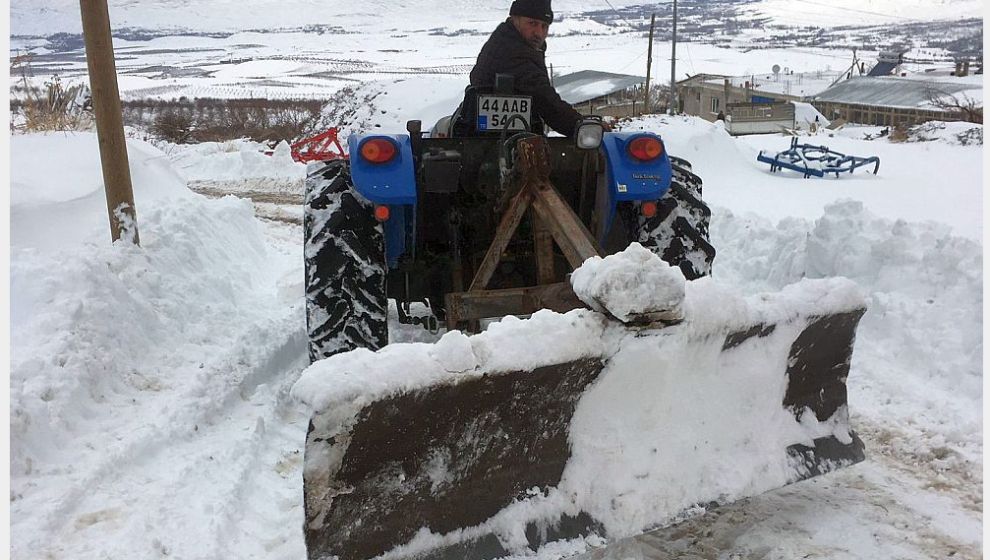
(298, 76, 865, 560)
(304, 75, 715, 361)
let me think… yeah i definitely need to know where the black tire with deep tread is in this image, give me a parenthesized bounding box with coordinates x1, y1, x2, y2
(304, 160, 388, 362)
(633, 159, 716, 280)
(668, 155, 693, 173)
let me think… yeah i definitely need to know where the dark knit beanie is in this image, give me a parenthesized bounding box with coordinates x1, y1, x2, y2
(509, 0, 553, 24)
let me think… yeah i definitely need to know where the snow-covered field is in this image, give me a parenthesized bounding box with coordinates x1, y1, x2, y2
(12, 28, 871, 102)
(10, 0, 984, 34)
(9, 0, 983, 102)
(10, 110, 982, 558)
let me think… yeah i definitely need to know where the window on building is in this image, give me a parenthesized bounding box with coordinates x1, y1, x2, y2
(710, 97, 720, 114)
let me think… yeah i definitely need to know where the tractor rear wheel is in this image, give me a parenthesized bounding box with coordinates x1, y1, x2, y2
(304, 160, 388, 362)
(636, 159, 715, 280)
(668, 155, 693, 173)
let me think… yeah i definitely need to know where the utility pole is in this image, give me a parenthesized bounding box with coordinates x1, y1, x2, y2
(644, 13, 655, 115)
(669, 0, 678, 115)
(80, 0, 139, 245)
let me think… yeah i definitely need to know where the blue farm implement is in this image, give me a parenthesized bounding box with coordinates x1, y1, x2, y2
(758, 137, 880, 178)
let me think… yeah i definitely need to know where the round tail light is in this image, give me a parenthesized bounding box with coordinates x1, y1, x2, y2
(374, 205, 391, 222)
(360, 138, 398, 164)
(628, 137, 664, 161)
(641, 201, 658, 218)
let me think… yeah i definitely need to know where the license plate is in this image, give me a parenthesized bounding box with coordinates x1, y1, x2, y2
(476, 95, 532, 131)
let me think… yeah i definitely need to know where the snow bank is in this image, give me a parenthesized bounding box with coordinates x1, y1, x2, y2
(315, 76, 468, 139)
(163, 138, 307, 182)
(10, 132, 306, 558)
(712, 199, 983, 481)
(902, 121, 983, 146)
(11, 132, 193, 249)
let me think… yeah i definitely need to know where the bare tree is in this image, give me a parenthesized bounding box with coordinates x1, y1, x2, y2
(925, 84, 983, 124)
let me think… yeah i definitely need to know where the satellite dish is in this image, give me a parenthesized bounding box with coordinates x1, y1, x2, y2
(772, 64, 781, 75)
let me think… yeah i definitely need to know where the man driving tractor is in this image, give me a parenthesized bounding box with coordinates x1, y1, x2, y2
(468, 0, 585, 136)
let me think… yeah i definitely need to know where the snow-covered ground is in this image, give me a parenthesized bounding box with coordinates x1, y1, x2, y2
(6, 1, 985, 555)
(9, 106, 982, 558)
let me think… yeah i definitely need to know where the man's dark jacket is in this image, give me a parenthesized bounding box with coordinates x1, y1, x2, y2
(469, 19, 582, 136)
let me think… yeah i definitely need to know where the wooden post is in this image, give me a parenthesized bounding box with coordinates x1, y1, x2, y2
(644, 13, 655, 115)
(669, 0, 678, 115)
(80, 0, 139, 245)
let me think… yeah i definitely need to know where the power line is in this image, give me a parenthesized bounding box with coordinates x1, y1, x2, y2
(616, 47, 649, 73)
(786, 0, 915, 21)
(601, 0, 637, 29)
(787, 47, 867, 61)
(743, 7, 879, 28)
(682, 40, 695, 75)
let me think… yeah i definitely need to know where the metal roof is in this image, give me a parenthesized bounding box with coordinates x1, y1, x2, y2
(553, 70, 644, 105)
(812, 76, 979, 110)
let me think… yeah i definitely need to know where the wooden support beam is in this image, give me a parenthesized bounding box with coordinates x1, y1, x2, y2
(455, 135, 602, 332)
(530, 181, 601, 270)
(446, 282, 586, 328)
(468, 186, 533, 292)
(532, 209, 556, 285)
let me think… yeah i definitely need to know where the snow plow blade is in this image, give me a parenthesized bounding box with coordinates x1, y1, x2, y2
(294, 282, 866, 560)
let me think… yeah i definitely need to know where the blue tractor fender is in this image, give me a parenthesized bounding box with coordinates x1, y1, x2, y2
(347, 134, 418, 269)
(598, 132, 673, 246)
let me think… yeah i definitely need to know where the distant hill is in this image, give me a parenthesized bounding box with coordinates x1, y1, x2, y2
(10, 0, 984, 36)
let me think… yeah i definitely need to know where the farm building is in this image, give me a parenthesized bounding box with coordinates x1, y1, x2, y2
(675, 70, 844, 134)
(677, 71, 837, 121)
(810, 74, 983, 126)
(554, 70, 647, 117)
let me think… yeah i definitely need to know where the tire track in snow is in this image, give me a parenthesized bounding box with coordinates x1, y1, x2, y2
(23, 312, 308, 559)
(853, 419, 982, 514)
(206, 376, 310, 559)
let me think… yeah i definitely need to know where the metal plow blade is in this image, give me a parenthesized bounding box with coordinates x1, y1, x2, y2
(301, 305, 866, 560)
(782, 310, 866, 478)
(303, 358, 606, 560)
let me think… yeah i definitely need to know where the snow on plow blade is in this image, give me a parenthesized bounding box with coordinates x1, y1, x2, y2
(293, 280, 866, 560)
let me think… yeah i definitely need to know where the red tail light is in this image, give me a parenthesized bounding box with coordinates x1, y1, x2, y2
(628, 137, 664, 161)
(374, 205, 391, 222)
(360, 138, 397, 164)
(641, 201, 658, 218)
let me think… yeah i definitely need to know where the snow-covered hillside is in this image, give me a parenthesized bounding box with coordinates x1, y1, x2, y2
(10, 0, 982, 108)
(10, 0, 984, 34)
(749, 0, 983, 26)
(9, 112, 982, 558)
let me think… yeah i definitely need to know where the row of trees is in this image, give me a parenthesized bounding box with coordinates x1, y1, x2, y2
(123, 98, 325, 144)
